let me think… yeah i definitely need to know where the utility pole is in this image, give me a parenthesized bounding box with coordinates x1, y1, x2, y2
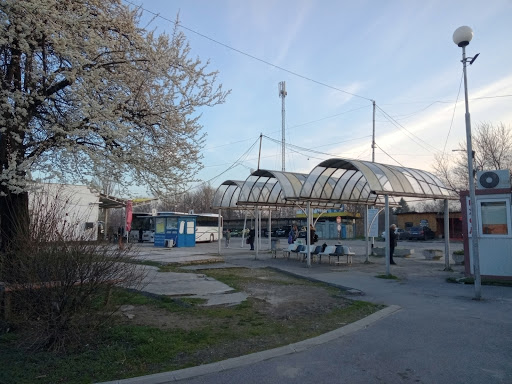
(278, 81, 287, 171)
(371, 100, 376, 162)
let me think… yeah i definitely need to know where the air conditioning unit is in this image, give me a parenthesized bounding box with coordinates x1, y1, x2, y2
(476, 170, 511, 190)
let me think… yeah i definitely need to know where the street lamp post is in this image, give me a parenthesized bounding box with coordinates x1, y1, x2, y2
(453, 26, 482, 299)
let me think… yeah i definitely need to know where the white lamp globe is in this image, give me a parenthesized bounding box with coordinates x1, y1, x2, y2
(453, 26, 473, 47)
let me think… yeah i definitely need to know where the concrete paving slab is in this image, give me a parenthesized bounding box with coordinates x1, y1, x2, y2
(142, 266, 234, 301)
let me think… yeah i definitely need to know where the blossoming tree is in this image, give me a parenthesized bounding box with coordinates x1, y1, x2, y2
(0, 0, 229, 250)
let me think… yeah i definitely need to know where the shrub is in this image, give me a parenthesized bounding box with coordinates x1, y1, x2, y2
(0, 185, 146, 351)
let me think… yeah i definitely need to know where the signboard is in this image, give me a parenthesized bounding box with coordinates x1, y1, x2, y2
(466, 196, 472, 237)
(155, 217, 165, 234)
(125, 200, 133, 232)
(368, 208, 379, 237)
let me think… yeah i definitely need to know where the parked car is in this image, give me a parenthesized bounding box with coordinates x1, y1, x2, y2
(275, 226, 291, 237)
(407, 226, 435, 240)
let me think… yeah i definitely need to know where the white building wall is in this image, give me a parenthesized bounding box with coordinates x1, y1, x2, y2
(29, 183, 100, 241)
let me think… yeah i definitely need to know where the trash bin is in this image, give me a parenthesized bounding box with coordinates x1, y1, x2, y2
(271, 237, 279, 258)
(165, 239, 175, 248)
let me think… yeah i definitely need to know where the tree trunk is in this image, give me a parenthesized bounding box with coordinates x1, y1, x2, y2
(0, 190, 30, 254)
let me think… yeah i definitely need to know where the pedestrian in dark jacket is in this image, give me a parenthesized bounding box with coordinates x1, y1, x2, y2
(248, 228, 255, 250)
(389, 224, 398, 265)
(307, 224, 317, 244)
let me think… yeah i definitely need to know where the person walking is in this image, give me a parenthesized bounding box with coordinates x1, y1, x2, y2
(225, 229, 231, 248)
(389, 224, 398, 265)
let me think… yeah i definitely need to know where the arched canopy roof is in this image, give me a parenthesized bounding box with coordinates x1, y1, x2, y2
(211, 180, 246, 209)
(301, 159, 457, 202)
(211, 171, 343, 210)
(212, 159, 456, 210)
(237, 170, 342, 209)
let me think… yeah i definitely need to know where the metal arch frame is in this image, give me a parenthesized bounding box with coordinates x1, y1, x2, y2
(307, 158, 458, 200)
(298, 158, 458, 275)
(212, 159, 458, 271)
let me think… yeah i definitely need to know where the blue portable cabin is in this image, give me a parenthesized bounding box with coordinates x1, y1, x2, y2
(153, 213, 197, 248)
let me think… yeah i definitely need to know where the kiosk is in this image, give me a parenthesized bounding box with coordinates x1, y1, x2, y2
(461, 170, 512, 279)
(153, 213, 196, 248)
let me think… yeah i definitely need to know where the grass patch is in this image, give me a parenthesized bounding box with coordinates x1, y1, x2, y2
(446, 276, 512, 286)
(376, 274, 399, 280)
(1, 267, 384, 383)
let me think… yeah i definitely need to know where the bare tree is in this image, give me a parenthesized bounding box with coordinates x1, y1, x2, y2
(190, 184, 216, 213)
(0, 0, 229, 251)
(158, 184, 217, 214)
(433, 122, 512, 190)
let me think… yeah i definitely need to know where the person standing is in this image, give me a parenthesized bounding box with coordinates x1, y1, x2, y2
(248, 227, 255, 250)
(308, 224, 316, 244)
(225, 229, 231, 248)
(288, 225, 298, 244)
(389, 224, 398, 265)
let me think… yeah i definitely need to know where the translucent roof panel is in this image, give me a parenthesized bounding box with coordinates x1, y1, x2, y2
(214, 170, 341, 209)
(237, 170, 339, 208)
(211, 180, 247, 209)
(301, 158, 457, 201)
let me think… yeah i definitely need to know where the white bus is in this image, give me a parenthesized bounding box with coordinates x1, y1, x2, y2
(129, 213, 155, 242)
(195, 213, 223, 242)
(129, 212, 222, 243)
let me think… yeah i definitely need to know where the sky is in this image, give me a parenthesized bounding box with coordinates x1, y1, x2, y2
(125, 0, 512, 197)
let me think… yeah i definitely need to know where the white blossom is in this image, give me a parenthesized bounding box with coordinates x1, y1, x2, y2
(1, 0, 229, 197)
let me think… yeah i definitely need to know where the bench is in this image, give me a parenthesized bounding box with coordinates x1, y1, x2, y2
(282, 244, 298, 259)
(298, 245, 322, 263)
(317, 245, 336, 264)
(333, 245, 355, 265)
(290, 244, 305, 260)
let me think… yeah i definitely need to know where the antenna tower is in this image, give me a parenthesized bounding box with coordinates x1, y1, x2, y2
(278, 81, 287, 171)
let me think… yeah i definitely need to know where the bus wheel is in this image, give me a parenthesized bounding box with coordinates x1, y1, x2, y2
(210, 234, 214, 242)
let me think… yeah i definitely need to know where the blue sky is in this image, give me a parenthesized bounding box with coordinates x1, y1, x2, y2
(126, 0, 512, 196)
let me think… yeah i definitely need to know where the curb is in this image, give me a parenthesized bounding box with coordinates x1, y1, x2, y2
(97, 305, 401, 384)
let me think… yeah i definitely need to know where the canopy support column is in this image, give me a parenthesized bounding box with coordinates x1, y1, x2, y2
(268, 209, 272, 249)
(218, 208, 222, 255)
(306, 201, 312, 268)
(255, 206, 259, 260)
(443, 199, 452, 271)
(385, 195, 390, 276)
(365, 205, 369, 263)
(241, 212, 247, 248)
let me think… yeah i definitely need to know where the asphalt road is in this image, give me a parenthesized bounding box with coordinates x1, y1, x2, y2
(101, 239, 512, 384)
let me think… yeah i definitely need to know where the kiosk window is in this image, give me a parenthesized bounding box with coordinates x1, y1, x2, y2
(166, 217, 178, 230)
(187, 221, 194, 234)
(480, 201, 509, 235)
(155, 218, 165, 233)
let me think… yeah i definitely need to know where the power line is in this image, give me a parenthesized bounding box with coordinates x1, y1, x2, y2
(374, 143, 405, 167)
(441, 70, 464, 158)
(123, 0, 373, 102)
(262, 134, 371, 158)
(376, 105, 441, 154)
(285, 105, 371, 129)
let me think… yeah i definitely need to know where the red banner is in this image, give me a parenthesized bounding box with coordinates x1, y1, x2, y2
(126, 200, 133, 233)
